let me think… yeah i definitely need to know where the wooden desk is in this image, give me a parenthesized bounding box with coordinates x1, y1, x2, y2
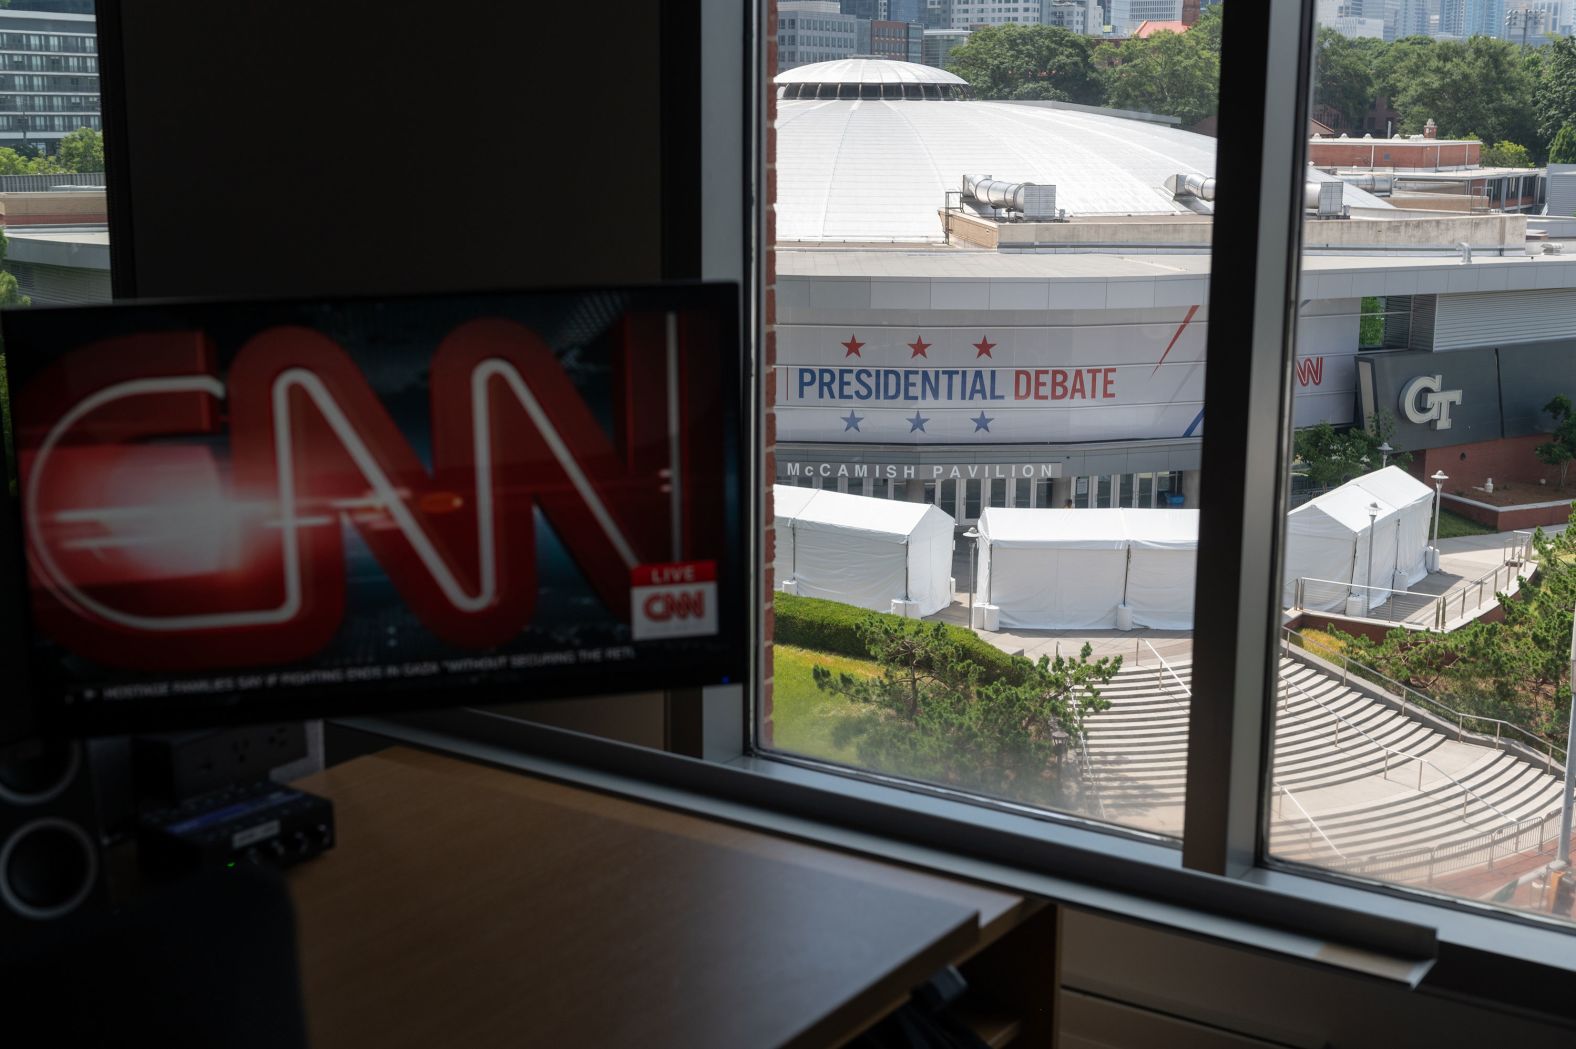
(288, 747, 1039, 1049)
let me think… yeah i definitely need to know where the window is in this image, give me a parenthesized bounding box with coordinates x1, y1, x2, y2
(1266, 16, 1576, 930)
(765, 5, 1216, 830)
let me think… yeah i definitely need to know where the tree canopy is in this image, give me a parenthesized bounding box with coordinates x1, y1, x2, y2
(1098, 28, 1220, 126)
(1383, 37, 1538, 147)
(55, 127, 103, 174)
(814, 617, 1119, 808)
(1479, 140, 1534, 168)
(945, 24, 1101, 104)
(1292, 417, 1407, 489)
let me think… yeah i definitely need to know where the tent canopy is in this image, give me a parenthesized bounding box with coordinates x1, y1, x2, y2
(774, 486, 957, 616)
(976, 508, 1198, 630)
(1282, 467, 1435, 610)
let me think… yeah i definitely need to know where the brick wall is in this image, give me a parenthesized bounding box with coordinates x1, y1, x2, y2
(1413, 435, 1563, 492)
(1307, 140, 1479, 170)
(762, 0, 778, 746)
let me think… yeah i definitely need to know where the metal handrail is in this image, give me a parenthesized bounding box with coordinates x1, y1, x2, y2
(1140, 639, 1191, 700)
(1282, 627, 1566, 771)
(1077, 733, 1108, 823)
(1278, 672, 1519, 830)
(1292, 559, 1524, 630)
(1429, 560, 1523, 630)
(1272, 782, 1347, 861)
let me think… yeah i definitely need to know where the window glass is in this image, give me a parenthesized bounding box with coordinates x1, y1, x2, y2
(766, 8, 1218, 832)
(1271, 19, 1576, 928)
(0, 3, 108, 315)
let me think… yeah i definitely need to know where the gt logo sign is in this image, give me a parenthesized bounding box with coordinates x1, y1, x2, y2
(631, 562, 718, 640)
(16, 312, 726, 670)
(1400, 374, 1464, 431)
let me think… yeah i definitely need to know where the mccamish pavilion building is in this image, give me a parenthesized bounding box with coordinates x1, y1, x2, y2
(773, 59, 1576, 527)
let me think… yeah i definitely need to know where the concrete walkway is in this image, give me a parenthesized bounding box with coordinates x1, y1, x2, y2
(928, 523, 1566, 657)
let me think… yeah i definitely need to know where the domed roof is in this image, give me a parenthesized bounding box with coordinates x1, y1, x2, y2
(776, 98, 1389, 242)
(775, 58, 968, 87)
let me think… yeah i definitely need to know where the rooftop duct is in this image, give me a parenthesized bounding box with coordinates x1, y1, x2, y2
(961, 174, 1064, 221)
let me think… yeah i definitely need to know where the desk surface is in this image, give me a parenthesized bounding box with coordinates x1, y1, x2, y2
(288, 747, 1032, 1049)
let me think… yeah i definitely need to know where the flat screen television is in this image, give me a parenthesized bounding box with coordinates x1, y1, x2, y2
(0, 283, 745, 741)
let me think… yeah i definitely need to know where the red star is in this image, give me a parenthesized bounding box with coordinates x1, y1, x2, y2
(908, 336, 931, 359)
(973, 336, 995, 358)
(841, 334, 864, 358)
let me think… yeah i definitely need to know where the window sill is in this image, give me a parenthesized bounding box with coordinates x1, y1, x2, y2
(337, 709, 1576, 1024)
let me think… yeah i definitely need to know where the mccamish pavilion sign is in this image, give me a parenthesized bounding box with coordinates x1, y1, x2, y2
(782, 461, 1064, 481)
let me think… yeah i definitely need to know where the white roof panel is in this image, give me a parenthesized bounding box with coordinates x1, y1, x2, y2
(776, 58, 967, 86)
(778, 99, 1390, 243)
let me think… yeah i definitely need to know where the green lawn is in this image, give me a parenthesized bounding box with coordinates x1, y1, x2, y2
(1434, 509, 1494, 539)
(769, 644, 881, 765)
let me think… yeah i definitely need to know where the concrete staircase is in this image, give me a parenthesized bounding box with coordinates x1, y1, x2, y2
(1081, 657, 1567, 875)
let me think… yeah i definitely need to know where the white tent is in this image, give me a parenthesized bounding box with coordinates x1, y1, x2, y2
(1350, 466, 1434, 590)
(975, 508, 1199, 630)
(1281, 467, 1434, 612)
(773, 486, 956, 617)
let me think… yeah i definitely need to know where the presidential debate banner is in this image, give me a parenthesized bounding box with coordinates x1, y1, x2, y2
(775, 305, 1357, 444)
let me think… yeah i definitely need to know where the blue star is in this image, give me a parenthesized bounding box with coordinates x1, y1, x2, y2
(841, 410, 863, 432)
(907, 411, 929, 433)
(971, 411, 994, 432)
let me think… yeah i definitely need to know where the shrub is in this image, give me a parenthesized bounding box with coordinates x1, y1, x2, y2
(774, 592, 1030, 685)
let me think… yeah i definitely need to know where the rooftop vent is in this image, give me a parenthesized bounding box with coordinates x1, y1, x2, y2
(961, 174, 1064, 221)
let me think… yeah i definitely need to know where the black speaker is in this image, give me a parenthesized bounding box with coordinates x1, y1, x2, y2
(0, 737, 128, 943)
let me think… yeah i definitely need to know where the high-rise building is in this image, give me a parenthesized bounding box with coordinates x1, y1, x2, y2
(841, 0, 886, 20)
(1439, 0, 1505, 37)
(1042, 0, 1093, 33)
(887, 0, 927, 23)
(778, 1, 861, 71)
(922, 26, 972, 65)
(1104, 0, 1184, 33)
(869, 19, 925, 60)
(1384, 0, 1434, 39)
(924, 0, 955, 28)
(951, 1, 1045, 29)
(1504, 0, 1567, 40)
(0, 9, 99, 153)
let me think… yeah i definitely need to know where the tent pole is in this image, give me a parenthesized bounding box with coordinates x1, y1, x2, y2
(1122, 545, 1133, 606)
(791, 519, 797, 579)
(903, 538, 910, 602)
(986, 541, 994, 605)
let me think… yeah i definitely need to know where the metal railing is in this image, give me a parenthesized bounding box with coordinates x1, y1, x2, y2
(1139, 638, 1191, 701)
(1272, 782, 1346, 861)
(1282, 627, 1567, 773)
(1291, 560, 1523, 631)
(1277, 672, 1519, 831)
(1077, 733, 1108, 823)
(1332, 805, 1567, 886)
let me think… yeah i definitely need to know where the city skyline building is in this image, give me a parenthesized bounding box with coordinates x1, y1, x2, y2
(0, 8, 98, 153)
(1104, 0, 1186, 32)
(951, 0, 1045, 28)
(1439, 0, 1505, 37)
(777, 1, 861, 70)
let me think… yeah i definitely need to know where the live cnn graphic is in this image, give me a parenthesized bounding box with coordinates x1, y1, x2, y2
(5, 292, 735, 708)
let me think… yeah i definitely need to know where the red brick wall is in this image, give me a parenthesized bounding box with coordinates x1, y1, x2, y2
(762, 0, 778, 746)
(1307, 140, 1479, 169)
(1412, 435, 1563, 493)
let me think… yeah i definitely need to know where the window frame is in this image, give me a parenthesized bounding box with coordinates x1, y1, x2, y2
(327, 0, 1576, 1015)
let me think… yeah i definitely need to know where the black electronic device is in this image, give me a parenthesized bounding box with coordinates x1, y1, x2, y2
(134, 722, 309, 805)
(137, 781, 334, 879)
(0, 737, 133, 946)
(0, 283, 744, 743)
